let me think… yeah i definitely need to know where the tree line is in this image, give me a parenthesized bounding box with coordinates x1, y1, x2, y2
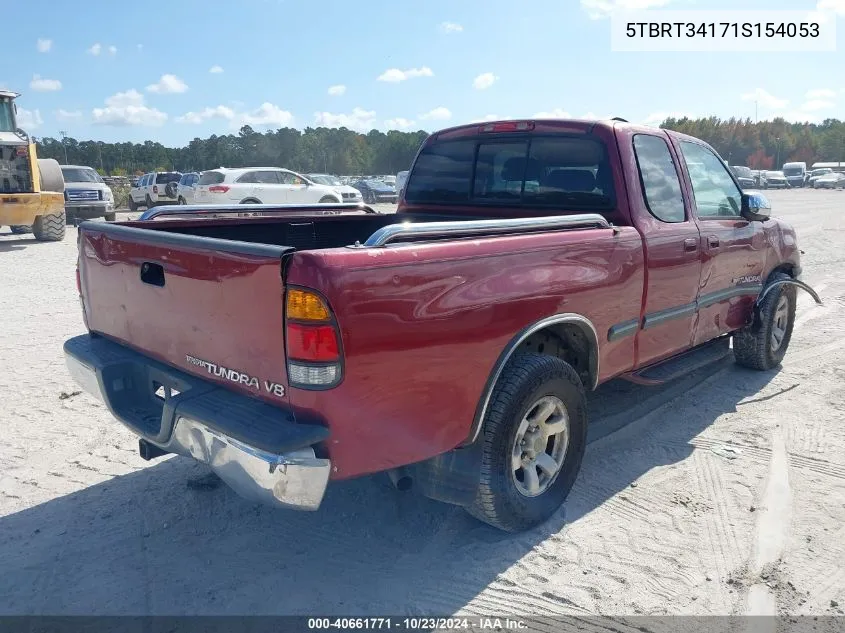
(33, 117, 845, 176)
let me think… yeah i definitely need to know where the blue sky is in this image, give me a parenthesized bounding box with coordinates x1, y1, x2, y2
(2, 0, 842, 146)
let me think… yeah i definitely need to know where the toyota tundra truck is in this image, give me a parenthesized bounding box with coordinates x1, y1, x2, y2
(63, 118, 820, 533)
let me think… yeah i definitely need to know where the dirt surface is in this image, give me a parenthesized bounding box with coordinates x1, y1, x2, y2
(0, 191, 843, 616)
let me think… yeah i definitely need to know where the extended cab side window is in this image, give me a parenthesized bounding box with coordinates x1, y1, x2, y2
(632, 134, 685, 223)
(679, 142, 742, 218)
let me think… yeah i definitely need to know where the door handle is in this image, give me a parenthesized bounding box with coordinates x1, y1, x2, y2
(708, 235, 720, 248)
(683, 238, 698, 252)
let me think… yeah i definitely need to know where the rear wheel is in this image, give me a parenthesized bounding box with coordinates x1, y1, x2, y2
(734, 272, 796, 371)
(32, 210, 67, 242)
(104, 212, 116, 222)
(467, 353, 587, 533)
(10, 225, 32, 234)
(178, 196, 186, 205)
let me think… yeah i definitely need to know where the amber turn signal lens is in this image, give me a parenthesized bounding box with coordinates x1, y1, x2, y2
(286, 289, 331, 321)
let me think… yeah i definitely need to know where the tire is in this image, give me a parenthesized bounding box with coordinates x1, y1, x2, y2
(240, 198, 261, 204)
(37, 158, 65, 193)
(128, 197, 138, 212)
(104, 212, 116, 222)
(32, 210, 67, 242)
(145, 195, 154, 209)
(466, 353, 587, 533)
(319, 196, 338, 204)
(10, 225, 32, 234)
(733, 272, 796, 371)
(178, 197, 186, 205)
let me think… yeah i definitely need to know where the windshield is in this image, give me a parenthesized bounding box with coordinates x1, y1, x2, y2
(308, 174, 342, 186)
(0, 99, 14, 132)
(812, 169, 832, 176)
(405, 135, 615, 208)
(783, 166, 804, 176)
(61, 167, 103, 183)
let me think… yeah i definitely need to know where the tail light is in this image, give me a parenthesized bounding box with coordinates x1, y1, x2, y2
(209, 185, 230, 193)
(285, 288, 342, 388)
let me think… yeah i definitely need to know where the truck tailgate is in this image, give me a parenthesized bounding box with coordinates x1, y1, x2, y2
(78, 222, 294, 402)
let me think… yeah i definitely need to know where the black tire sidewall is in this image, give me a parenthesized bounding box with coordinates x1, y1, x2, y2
(481, 357, 587, 529)
(758, 280, 797, 367)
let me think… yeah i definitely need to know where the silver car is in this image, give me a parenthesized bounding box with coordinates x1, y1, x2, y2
(61, 165, 116, 221)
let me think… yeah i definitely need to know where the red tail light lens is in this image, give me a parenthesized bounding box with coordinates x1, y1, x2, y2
(286, 324, 339, 362)
(480, 121, 535, 133)
(209, 185, 230, 193)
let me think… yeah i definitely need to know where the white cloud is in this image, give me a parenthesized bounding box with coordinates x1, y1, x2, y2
(239, 103, 294, 127)
(470, 114, 508, 123)
(384, 117, 416, 130)
(420, 107, 452, 121)
(806, 88, 836, 100)
(176, 103, 293, 129)
(740, 88, 788, 110)
(534, 108, 571, 118)
(817, 0, 845, 15)
(209, 65, 224, 74)
(439, 21, 463, 33)
(377, 67, 434, 82)
(92, 89, 167, 127)
(108, 45, 117, 55)
(146, 74, 188, 94)
(328, 84, 346, 96)
(800, 99, 835, 112)
(473, 72, 498, 90)
(56, 109, 83, 120)
(581, 0, 675, 20)
(778, 111, 821, 124)
(37, 38, 52, 53)
(16, 108, 43, 129)
(177, 105, 236, 124)
(88, 43, 102, 55)
(30, 75, 62, 92)
(314, 107, 377, 132)
(641, 111, 695, 125)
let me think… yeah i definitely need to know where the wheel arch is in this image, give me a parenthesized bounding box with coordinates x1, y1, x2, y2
(465, 313, 599, 446)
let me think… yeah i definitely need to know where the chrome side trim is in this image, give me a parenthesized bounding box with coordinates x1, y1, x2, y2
(139, 202, 377, 220)
(756, 279, 823, 307)
(361, 214, 612, 248)
(466, 313, 600, 446)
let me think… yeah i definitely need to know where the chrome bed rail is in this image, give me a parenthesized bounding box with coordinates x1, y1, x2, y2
(138, 202, 378, 220)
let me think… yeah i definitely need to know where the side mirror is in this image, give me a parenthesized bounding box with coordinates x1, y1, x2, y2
(741, 191, 771, 222)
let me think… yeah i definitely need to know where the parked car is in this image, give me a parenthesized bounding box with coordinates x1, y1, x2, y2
(64, 118, 819, 533)
(396, 170, 409, 197)
(381, 175, 397, 187)
(782, 162, 807, 188)
(128, 171, 182, 211)
(191, 167, 347, 206)
(806, 168, 833, 188)
(730, 165, 755, 189)
(304, 173, 364, 203)
(351, 178, 398, 204)
(60, 165, 116, 222)
(175, 172, 200, 205)
(763, 170, 789, 189)
(813, 171, 845, 189)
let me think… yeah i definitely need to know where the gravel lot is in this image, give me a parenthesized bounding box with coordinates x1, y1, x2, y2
(0, 191, 843, 617)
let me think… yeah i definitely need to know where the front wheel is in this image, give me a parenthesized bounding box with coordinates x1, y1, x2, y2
(32, 211, 67, 242)
(104, 212, 116, 222)
(733, 272, 796, 370)
(128, 197, 138, 212)
(178, 197, 186, 205)
(467, 353, 587, 533)
(10, 225, 32, 234)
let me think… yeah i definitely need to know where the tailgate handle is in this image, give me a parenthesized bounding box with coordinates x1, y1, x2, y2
(140, 262, 165, 287)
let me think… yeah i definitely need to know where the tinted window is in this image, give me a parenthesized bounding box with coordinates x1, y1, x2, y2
(633, 134, 685, 223)
(199, 171, 225, 185)
(155, 172, 181, 184)
(679, 142, 742, 218)
(406, 136, 614, 208)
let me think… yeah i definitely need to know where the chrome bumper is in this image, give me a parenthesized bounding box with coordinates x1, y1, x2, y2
(64, 342, 331, 511)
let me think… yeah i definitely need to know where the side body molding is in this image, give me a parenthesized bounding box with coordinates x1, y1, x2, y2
(465, 313, 600, 446)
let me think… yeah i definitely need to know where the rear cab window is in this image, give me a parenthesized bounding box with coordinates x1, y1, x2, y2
(404, 134, 615, 212)
(632, 134, 686, 223)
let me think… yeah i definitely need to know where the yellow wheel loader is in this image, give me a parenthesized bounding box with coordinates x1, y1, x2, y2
(0, 90, 66, 241)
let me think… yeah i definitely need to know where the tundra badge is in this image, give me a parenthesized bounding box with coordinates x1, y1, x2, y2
(185, 354, 286, 398)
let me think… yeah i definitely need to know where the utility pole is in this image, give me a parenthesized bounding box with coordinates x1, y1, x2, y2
(59, 130, 69, 164)
(776, 136, 781, 168)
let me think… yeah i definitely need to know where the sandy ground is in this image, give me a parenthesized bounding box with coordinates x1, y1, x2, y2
(0, 191, 843, 618)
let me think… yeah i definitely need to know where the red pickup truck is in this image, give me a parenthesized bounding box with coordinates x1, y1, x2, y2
(64, 118, 820, 532)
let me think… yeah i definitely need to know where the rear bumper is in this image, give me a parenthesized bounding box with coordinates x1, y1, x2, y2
(63, 334, 331, 511)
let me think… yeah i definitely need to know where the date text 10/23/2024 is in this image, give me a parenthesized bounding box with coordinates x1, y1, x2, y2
(307, 618, 528, 630)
